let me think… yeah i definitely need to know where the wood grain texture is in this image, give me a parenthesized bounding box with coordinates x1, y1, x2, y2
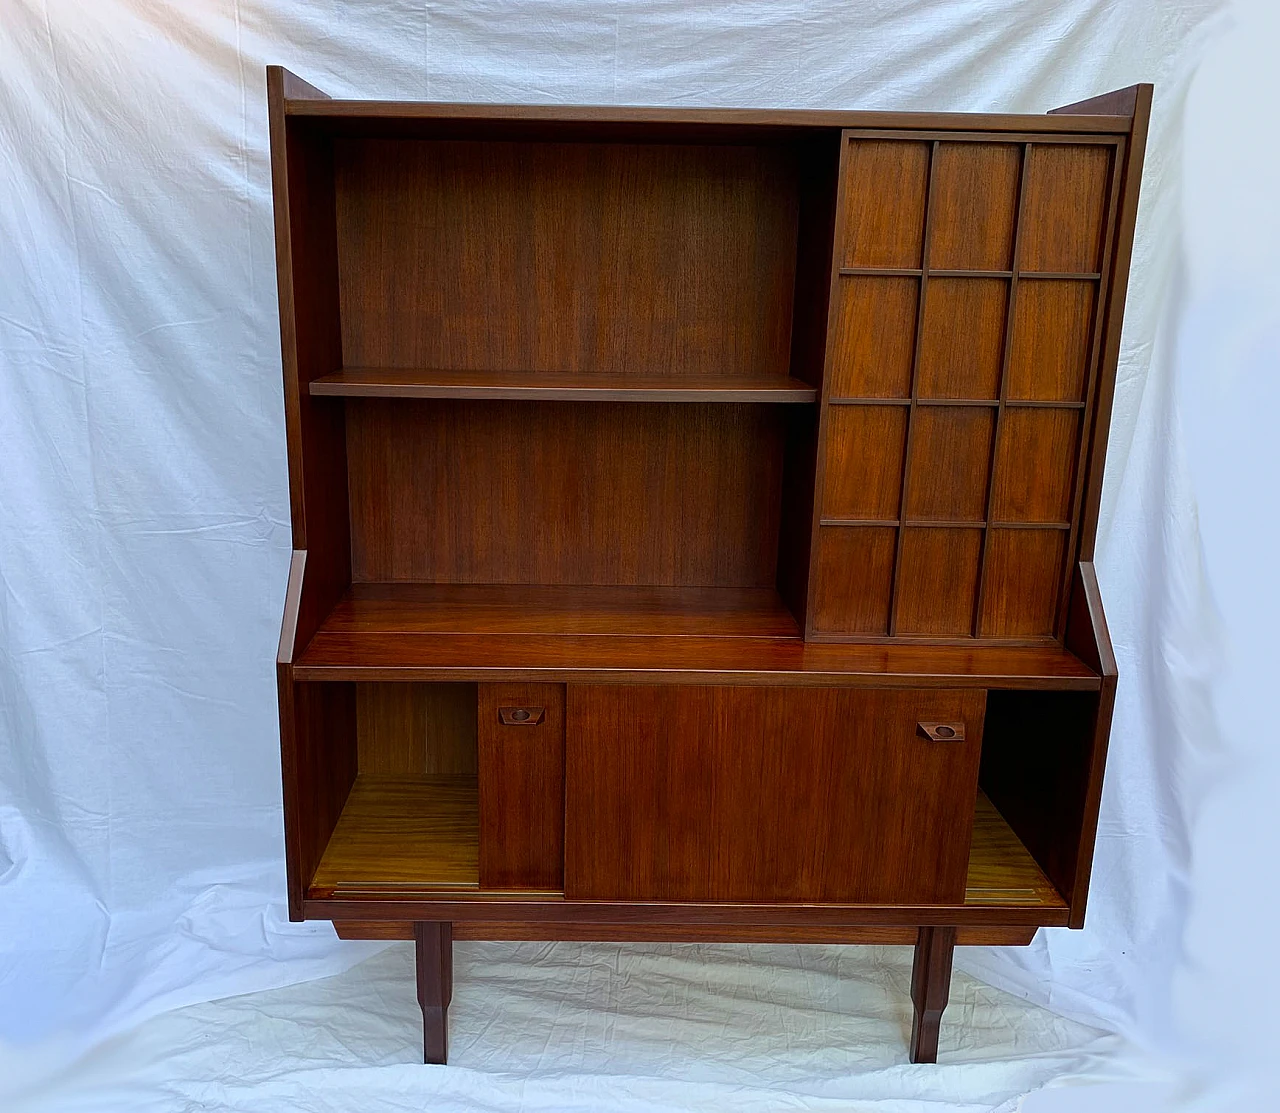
(311, 368, 817, 402)
(991, 408, 1080, 522)
(826, 277, 919, 398)
(335, 921, 1037, 946)
(310, 775, 480, 895)
(903, 407, 995, 521)
(811, 526, 897, 635)
(978, 529, 1068, 638)
(927, 142, 1020, 271)
(917, 278, 1008, 400)
(356, 683, 477, 775)
(346, 399, 785, 586)
(564, 686, 985, 904)
(323, 583, 802, 637)
(296, 628, 1101, 690)
(415, 921, 452, 1064)
(821, 405, 909, 520)
(1018, 144, 1112, 273)
(478, 683, 565, 890)
(840, 140, 930, 268)
(277, 676, 356, 918)
(335, 139, 798, 377)
(966, 790, 1065, 907)
(267, 69, 351, 659)
(910, 925, 955, 1063)
(1007, 280, 1096, 402)
(894, 528, 982, 636)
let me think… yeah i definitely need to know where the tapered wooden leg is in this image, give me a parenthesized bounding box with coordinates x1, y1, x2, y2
(415, 921, 453, 1064)
(909, 925, 955, 1063)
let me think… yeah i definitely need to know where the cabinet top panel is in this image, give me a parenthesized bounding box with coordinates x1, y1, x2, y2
(284, 98, 1133, 136)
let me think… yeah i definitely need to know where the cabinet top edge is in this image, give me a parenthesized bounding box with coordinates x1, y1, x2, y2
(282, 99, 1134, 134)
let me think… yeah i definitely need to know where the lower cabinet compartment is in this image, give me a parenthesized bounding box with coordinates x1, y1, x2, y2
(563, 685, 986, 904)
(296, 680, 1066, 915)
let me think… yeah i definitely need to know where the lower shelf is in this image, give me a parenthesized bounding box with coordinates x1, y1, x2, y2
(308, 777, 1065, 914)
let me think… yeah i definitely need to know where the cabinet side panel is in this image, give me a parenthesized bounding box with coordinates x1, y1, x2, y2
(268, 71, 350, 655)
(478, 683, 565, 890)
(278, 674, 356, 919)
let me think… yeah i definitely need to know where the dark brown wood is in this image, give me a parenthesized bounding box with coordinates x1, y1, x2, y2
(415, 921, 453, 1064)
(478, 683, 565, 890)
(337, 920, 1037, 946)
(268, 71, 1144, 1064)
(565, 686, 985, 903)
(277, 676, 356, 919)
(345, 399, 786, 588)
(310, 368, 817, 402)
(910, 926, 956, 1063)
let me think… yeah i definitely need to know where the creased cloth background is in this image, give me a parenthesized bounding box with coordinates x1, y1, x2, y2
(5, 0, 1270, 1102)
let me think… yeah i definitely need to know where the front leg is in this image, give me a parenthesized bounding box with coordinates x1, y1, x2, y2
(909, 925, 955, 1063)
(415, 921, 453, 1064)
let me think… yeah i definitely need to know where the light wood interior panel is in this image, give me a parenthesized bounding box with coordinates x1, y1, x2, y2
(346, 399, 786, 586)
(335, 139, 799, 377)
(356, 682, 477, 775)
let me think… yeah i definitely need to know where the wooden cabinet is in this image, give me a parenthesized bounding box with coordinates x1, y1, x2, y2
(269, 68, 1147, 1065)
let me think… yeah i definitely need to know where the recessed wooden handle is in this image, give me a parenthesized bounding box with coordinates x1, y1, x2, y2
(917, 721, 965, 742)
(498, 706, 545, 726)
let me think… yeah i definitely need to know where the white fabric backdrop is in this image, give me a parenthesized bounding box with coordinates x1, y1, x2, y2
(0, 0, 1244, 1093)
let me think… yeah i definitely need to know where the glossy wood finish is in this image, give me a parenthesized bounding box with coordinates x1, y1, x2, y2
(335, 921, 1037, 946)
(356, 682, 476, 775)
(809, 129, 1123, 644)
(565, 686, 985, 903)
(310, 775, 479, 896)
(478, 683, 565, 890)
(335, 139, 798, 379)
(311, 368, 817, 402)
(415, 921, 452, 1064)
(346, 399, 786, 587)
(270, 70, 1146, 1063)
(910, 926, 956, 1063)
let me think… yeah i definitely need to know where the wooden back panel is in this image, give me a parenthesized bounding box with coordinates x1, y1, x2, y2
(808, 132, 1123, 643)
(346, 399, 787, 586)
(334, 139, 800, 377)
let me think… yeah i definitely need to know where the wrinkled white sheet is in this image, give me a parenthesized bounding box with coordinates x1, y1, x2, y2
(6, 942, 1157, 1113)
(6, 0, 1271, 1108)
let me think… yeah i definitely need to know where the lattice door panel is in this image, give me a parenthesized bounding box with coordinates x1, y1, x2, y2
(811, 131, 1123, 643)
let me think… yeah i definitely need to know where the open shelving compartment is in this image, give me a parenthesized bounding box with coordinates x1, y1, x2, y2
(273, 76, 1122, 937)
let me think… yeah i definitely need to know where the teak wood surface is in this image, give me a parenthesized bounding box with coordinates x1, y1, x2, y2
(269, 67, 1148, 1063)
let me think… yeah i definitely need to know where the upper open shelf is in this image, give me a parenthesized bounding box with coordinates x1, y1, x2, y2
(310, 368, 818, 403)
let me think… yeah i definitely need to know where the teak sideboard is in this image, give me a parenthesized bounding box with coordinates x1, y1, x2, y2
(269, 67, 1148, 1064)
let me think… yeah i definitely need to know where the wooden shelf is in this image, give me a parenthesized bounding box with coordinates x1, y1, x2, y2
(292, 583, 1101, 689)
(310, 368, 818, 403)
(311, 775, 479, 896)
(308, 780, 1063, 913)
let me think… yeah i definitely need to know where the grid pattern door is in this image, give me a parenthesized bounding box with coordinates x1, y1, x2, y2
(811, 131, 1123, 643)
